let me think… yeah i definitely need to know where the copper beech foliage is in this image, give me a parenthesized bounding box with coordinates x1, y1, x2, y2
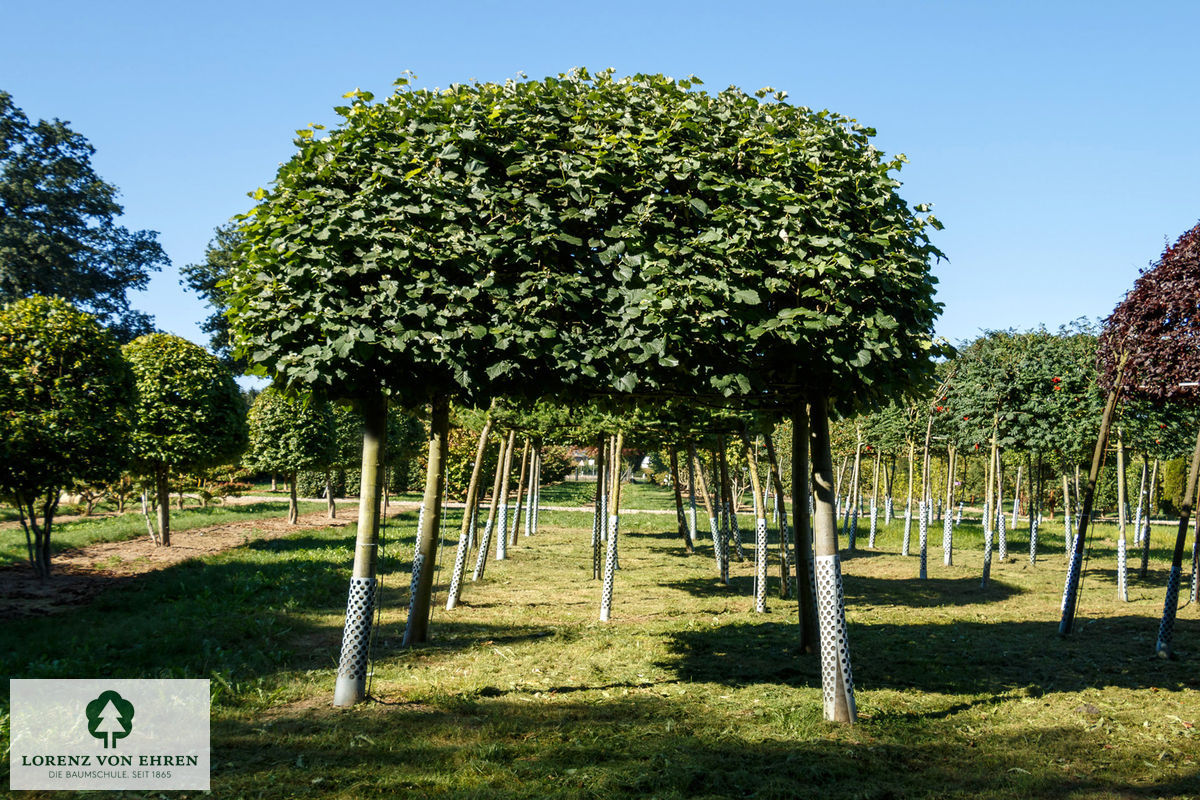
(1098, 222, 1200, 401)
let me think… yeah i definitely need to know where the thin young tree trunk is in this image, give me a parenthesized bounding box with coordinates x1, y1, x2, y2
(1062, 472, 1074, 558)
(1030, 453, 1041, 564)
(446, 413, 495, 610)
(600, 431, 625, 621)
(1141, 458, 1159, 578)
(764, 434, 793, 600)
(332, 393, 388, 706)
(288, 473, 299, 524)
(744, 436, 769, 612)
(1012, 462, 1022, 529)
(669, 446, 694, 554)
(1116, 429, 1129, 602)
(592, 435, 606, 579)
(884, 455, 896, 524)
(694, 446, 722, 578)
(140, 489, 159, 546)
(996, 449, 1007, 561)
(403, 396, 450, 646)
(943, 444, 956, 566)
(1155, 422, 1200, 657)
(510, 439, 530, 548)
(156, 464, 171, 547)
(686, 442, 699, 543)
(326, 470, 337, 519)
(1133, 457, 1148, 547)
(843, 435, 862, 548)
(982, 423, 997, 587)
(809, 394, 857, 724)
(473, 435, 507, 582)
(919, 412, 935, 578)
(903, 439, 915, 556)
(718, 438, 743, 563)
(1060, 353, 1127, 636)
(834, 455, 849, 519)
(494, 431, 516, 561)
(868, 450, 881, 549)
(791, 405, 819, 652)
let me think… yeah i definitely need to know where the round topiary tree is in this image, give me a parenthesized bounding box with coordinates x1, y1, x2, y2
(245, 387, 338, 524)
(0, 295, 134, 577)
(123, 333, 247, 546)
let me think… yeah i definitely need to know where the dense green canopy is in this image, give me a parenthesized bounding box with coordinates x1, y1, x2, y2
(228, 70, 943, 410)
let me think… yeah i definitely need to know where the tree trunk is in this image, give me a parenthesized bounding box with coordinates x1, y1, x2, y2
(332, 392, 388, 707)
(1116, 430, 1129, 601)
(494, 431, 516, 561)
(446, 412, 494, 610)
(903, 440, 915, 556)
(326, 470, 337, 519)
(694, 446, 722, 579)
(1140, 458, 1159, 578)
(686, 442, 699, 543)
(943, 444, 955, 566)
(843, 435, 862, 548)
(1012, 463, 1023, 529)
(156, 464, 171, 547)
(982, 424, 996, 587)
(868, 450, 881, 549)
(403, 396, 450, 647)
(1060, 353, 1126, 636)
(919, 412, 935, 578)
(809, 393, 857, 724)
(669, 446, 693, 554)
(592, 435, 606, 579)
(744, 436, 768, 612)
(510, 439, 530, 548)
(791, 404, 819, 652)
(1155, 421, 1200, 657)
(287, 473, 299, 524)
(718, 438, 742, 563)
(764, 434, 793, 601)
(600, 431, 625, 621)
(996, 449, 1007, 561)
(473, 434, 507, 582)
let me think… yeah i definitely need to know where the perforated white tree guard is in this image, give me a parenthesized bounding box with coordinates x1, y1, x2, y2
(472, 519, 494, 581)
(942, 510, 953, 566)
(1156, 565, 1183, 657)
(814, 554, 856, 721)
(918, 500, 928, 579)
(754, 517, 768, 613)
(335, 577, 378, 691)
(868, 501, 878, 549)
(600, 515, 619, 621)
(446, 528, 471, 610)
(496, 504, 509, 560)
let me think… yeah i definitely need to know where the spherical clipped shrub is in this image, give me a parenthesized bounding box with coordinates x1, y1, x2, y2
(0, 295, 134, 575)
(123, 333, 248, 471)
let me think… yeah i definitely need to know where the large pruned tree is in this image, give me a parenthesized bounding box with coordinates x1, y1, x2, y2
(229, 71, 944, 722)
(124, 333, 248, 546)
(0, 92, 168, 341)
(0, 295, 134, 577)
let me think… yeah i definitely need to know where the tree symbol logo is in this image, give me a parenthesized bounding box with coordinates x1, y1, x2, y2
(85, 690, 134, 749)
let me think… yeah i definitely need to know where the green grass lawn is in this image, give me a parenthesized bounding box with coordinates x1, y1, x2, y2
(2, 489, 1198, 798)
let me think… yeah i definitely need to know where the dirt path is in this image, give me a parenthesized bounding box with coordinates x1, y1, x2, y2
(0, 501, 420, 619)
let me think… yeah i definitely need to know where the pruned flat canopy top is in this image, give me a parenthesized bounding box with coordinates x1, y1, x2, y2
(229, 70, 943, 409)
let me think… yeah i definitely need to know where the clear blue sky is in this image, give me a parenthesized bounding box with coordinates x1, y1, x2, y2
(4, 0, 1198, 349)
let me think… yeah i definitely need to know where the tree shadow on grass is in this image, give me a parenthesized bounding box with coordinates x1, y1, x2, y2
(657, 615, 1200, 698)
(843, 574, 1027, 607)
(207, 694, 1200, 800)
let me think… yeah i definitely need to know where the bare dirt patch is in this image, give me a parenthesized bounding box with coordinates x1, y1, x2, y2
(0, 502, 420, 618)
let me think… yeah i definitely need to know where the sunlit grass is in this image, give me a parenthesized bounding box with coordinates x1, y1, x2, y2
(2, 489, 1198, 798)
